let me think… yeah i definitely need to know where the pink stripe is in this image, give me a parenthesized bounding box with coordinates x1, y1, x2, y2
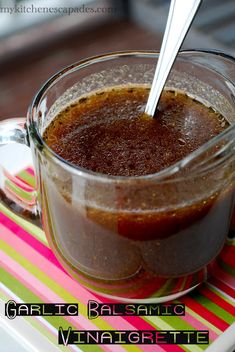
(0, 226, 112, 305)
(1, 224, 215, 352)
(210, 278, 235, 298)
(0, 210, 141, 291)
(5, 185, 36, 206)
(181, 312, 218, 341)
(0, 212, 112, 290)
(1, 251, 92, 329)
(0, 230, 179, 352)
(0, 225, 162, 335)
(25, 167, 35, 176)
(91, 296, 183, 352)
(8, 176, 34, 192)
(0, 285, 66, 350)
(1, 251, 123, 352)
(15, 175, 34, 188)
(1, 286, 81, 352)
(0, 214, 223, 351)
(1, 224, 179, 352)
(3, 167, 33, 191)
(0, 212, 66, 273)
(214, 265, 235, 288)
(181, 296, 229, 331)
(0, 209, 175, 297)
(0, 210, 164, 302)
(0, 212, 145, 294)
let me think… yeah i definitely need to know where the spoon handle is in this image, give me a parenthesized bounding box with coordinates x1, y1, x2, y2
(145, 0, 202, 117)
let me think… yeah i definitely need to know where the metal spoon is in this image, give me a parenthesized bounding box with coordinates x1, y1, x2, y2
(145, 0, 202, 117)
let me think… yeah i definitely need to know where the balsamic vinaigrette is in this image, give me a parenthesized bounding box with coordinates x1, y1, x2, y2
(41, 86, 231, 298)
(43, 87, 227, 176)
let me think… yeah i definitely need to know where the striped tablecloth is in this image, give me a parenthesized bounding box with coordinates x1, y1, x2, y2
(1, 167, 235, 352)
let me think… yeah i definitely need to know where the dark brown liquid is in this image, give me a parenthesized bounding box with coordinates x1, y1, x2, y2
(42, 86, 232, 299)
(44, 87, 227, 176)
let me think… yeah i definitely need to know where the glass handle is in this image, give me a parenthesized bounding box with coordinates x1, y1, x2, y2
(0, 118, 41, 226)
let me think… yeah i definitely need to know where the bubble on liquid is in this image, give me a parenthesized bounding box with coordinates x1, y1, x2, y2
(178, 138, 186, 146)
(137, 104, 145, 113)
(221, 121, 226, 128)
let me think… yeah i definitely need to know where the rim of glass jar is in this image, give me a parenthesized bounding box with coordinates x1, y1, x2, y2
(28, 49, 235, 183)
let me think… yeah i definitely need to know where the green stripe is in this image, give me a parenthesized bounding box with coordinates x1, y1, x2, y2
(192, 294, 234, 325)
(1, 286, 68, 352)
(217, 257, 235, 276)
(178, 277, 188, 292)
(207, 283, 235, 305)
(1, 240, 108, 328)
(17, 170, 36, 188)
(1, 268, 104, 352)
(23, 316, 68, 352)
(1, 268, 69, 328)
(226, 238, 235, 246)
(1, 240, 141, 352)
(143, 297, 219, 351)
(150, 279, 175, 298)
(0, 202, 47, 245)
(182, 346, 204, 352)
(0, 288, 9, 301)
(180, 346, 204, 352)
(5, 179, 34, 202)
(2, 285, 137, 352)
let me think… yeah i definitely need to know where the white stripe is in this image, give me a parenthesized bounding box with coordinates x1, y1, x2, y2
(207, 283, 235, 303)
